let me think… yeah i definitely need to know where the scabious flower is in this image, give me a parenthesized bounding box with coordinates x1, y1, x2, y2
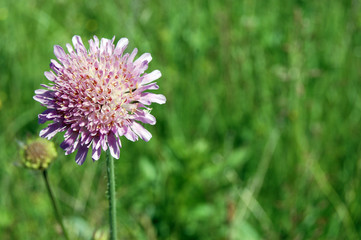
(34, 35, 166, 165)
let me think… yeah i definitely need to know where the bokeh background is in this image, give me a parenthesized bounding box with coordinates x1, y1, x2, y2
(1, 0, 361, 239)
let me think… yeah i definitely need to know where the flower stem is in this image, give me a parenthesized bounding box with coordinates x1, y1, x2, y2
(42, 170, 69, 240)
(106, 149, 117, 240)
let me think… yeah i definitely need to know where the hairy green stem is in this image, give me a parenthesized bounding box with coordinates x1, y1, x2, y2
(106, 149, 117, 240)
(42, 170, 69, 240)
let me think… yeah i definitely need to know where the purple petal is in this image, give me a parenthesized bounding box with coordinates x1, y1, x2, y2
(80, 131, 89, 142)
(66, 138, 79, 155)
(39, 122, 66, 140)
(64, 128, 74, 138)
(108, 133, 120, 159)
(131, 122, 152, 142)
(117, 126, 126, 137)
(35, 89, 48, 95)
(134, 60, 149, 74)
(139, 93, 166, 105)
(121, 53, 129, 62)
(72, 35, 87, 55)
(38, 109, 59, 124)
(88, 39, 98, 54)
(75, 145, 89, 165)
(92, 135, 101, 149)
(117, 135, 122, 149)
(40, 84, 53, 89)
(141, 70, 161, 85)
(134, 111, 156, 125)
(92, 145, 101, 161)
(124, 126, 138, 142)
(33, 95, 48, 105)
(134, 53, 152, 67)
(44, 71, 56, 81)
(80, 131, 93, 145)
(50, 59, 63, 73)
(54, 45, 67, 60)
(60, 131, 79, 151)
(33, 90, 55, 106)
(100, 38, 106, 53)
(93, 35, 100, 48)
(50, 59, 62, 69)
(100, 134, 108, 151)
(114, 38, 128, 56)
(62, 129, 80, 155)
(136, 82, 159, 92)
(100, 38, 112, 55)
(128, 48, 138, 64)
(66, 43, 74, 54)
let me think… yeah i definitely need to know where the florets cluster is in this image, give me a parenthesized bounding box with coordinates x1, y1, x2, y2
(34, 36, 165, 164)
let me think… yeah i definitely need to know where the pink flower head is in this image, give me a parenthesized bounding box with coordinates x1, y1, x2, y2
(34, 35, 166, 165)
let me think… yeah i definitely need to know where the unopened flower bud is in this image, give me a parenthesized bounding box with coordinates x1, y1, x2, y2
(22, 138, 57, 170)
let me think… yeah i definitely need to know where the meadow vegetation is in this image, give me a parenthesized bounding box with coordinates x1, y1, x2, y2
(1, 0, 361, 239)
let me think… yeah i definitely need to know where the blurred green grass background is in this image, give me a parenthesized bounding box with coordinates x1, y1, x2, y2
(1, 0, 361, 239)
